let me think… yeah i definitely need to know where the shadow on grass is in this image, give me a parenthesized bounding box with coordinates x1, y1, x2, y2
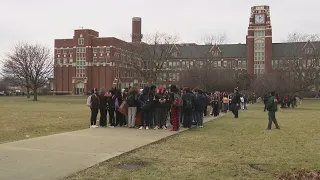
(280, 107, 320, 111)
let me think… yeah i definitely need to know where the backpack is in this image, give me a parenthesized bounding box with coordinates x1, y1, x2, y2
(184, 99, 193, 109)
(127, 94, 137, 106)
(172, 93, 183, 107)
(86, 95, 92, 107)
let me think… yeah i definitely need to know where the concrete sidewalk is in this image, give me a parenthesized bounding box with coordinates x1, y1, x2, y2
(0, 115, 224, 180)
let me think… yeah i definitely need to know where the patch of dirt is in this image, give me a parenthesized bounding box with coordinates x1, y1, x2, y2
(249, 164, 267, 171)
(116, 160, 147, 170)
(278, 169, 320, 180)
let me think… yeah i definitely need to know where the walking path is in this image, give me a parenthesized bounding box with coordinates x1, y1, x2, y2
(0, 115, 225, 180)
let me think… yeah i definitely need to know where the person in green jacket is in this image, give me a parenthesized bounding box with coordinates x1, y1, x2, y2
(266, 91, 280, 130)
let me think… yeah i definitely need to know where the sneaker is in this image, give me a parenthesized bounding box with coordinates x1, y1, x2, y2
(162, 126, 167, 130)
(200, 126, 203, 128)
(146, 126, 149, 130)
(139, 126, 144, 130)
(154, 126, 159, 130)
(92, 125, 98, 128)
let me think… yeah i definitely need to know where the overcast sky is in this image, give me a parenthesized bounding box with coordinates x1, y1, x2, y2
(0, 0, 319, 60)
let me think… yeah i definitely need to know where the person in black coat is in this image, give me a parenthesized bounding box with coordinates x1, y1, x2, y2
(182, 87, 196, 128)
(138, 86, 154, 130)
(230, 87, 241, 119)
(114, 88, 125, 127)
(195, 89, 209, 128)
(98, 88, 108, 127)
(106, 90, 116, 127)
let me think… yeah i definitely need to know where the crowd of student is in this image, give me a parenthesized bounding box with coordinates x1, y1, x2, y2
(86, 84, 250, 131)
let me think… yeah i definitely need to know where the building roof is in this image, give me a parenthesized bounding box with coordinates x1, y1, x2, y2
(272, 41, 320, 58)
(173, 41, 320, 59)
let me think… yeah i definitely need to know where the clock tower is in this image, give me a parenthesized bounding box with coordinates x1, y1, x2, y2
(246, 5, 272, 74)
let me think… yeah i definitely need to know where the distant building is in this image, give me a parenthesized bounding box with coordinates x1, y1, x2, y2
(51, 5, 320, 95)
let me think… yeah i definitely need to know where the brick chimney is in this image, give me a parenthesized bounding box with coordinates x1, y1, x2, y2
(132, 17, 142, 43)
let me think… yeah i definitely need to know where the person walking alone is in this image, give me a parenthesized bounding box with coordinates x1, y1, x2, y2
(266, 91, 280, 130)
(230, 87, 241, 119)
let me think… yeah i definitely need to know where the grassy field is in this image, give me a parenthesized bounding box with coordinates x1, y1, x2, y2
(63, 100, 320, 180)
(0, 96, 89, 143)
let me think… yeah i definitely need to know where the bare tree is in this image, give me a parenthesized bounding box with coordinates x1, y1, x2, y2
(114, 32, 179, 85)
(286, 32, 320, 42)
(251, 32, 320, 96)
(180, 63, 253, 92)
(0, 78, 8, 92)
(1, 43, 53, 101)
(201, 32, 228, 45)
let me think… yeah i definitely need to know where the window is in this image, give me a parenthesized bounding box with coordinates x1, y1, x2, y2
(76, 50, 86, 77)
(176, 61, 180, 67)
(78, 38, 84, 45)
(218, 61, 221, 67)
(163, 73, 167, 80)
(99, 57, 104, 64)
(106, 56, 110, 63)
(238, 61, 241, 67)
(172, 73, 176, 81)
(199, 61, 204, 68)
(172, 52, 178, 57)
(212, 51, 219, 56)
(190, 61, 194, 67)
(176, 73, 180, 81)
(69, 48, 73, 54)
(213, 61, 217, 67)
(63, 58, 67, 64)
(77, 47, 86, 53)
(163, 62, 167, 68)
(57, 49, 61, 54)
(63, 49, 67, 54)
(106, 47, 110, 52)
(169, 62, 172, 68)
(305, 48, 313, 54)
(186, 61, 190, 68)
(254, 39, 265, 62)
(227, 61, 231, 68)
(254, 63, 264, 74)
(173, 62, 176, 68)
(158, 73, 163, 81)
(93, 57, 97, 63)
(223, 61, 227, 68)
(254, 30, 265, 37)
(57, 58, 61, 64)
(169, 73, 173, 81)
(273, 60, 278, 69)
(100, 48, 104, 53)
(93, 48, 98, 53)
(242, 61, 247, 69)
(69, 58, 73, 63)
(182, 62, 186, 68)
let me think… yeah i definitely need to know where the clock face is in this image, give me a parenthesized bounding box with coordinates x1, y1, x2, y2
(255, 14, 265, 23)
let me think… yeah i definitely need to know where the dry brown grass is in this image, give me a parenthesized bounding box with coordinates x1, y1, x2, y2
(63, 100, 320, 180)
(0, 96, 89, 143)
